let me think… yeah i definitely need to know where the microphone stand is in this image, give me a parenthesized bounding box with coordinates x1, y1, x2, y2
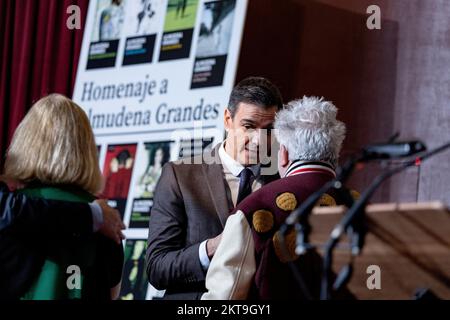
(278, 137, 426, 299)
(320, 141, 450, 300)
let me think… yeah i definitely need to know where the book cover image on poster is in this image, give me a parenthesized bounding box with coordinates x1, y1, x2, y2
(191, 0, 236, 89)
(87, 0, 126, 70)
(102, 144, 137, 220)
(122, 0, 166, 66)
(119, 239, 148, 300)
(178, 137, 213, 159)
(130, 141, 173, 228)
(159, 0, 199, 61)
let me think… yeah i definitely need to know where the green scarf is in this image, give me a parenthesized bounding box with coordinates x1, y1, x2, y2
(18, 184, 96, 300)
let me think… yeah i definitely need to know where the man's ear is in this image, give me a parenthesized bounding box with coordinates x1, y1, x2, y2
(224, 108, 233, 131)
(279, 144, 290, 167)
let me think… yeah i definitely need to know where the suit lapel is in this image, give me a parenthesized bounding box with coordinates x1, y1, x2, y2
(201, 144, 232, 227)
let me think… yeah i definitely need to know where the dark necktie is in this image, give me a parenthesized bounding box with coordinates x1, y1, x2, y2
(237, 167, 253, 205)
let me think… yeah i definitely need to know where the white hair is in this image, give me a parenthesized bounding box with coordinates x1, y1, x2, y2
(274, 96, 346, 168)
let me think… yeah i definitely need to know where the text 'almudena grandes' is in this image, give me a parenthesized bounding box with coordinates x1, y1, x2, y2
(87, 100, 220, 130)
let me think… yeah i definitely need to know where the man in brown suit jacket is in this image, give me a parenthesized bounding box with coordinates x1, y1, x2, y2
(146, 77, 283, 299)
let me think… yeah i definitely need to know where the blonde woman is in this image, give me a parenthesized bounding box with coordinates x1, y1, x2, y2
(3, 94, 124, 300)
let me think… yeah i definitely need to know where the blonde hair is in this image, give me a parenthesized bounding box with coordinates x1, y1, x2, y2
(4, 94, 103, 194)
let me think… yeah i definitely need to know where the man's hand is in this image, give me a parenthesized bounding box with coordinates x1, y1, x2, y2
(206, 233, 222, 259)
(96, 199, 126, 244)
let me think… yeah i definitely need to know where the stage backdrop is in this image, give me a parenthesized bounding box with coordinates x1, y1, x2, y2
(73, 0, 248, 300)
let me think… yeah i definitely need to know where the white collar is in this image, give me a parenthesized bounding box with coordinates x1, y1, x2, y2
(219, 141, 245, 177)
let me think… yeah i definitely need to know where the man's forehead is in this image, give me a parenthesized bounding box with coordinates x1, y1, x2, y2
(236, 102, 278, 118)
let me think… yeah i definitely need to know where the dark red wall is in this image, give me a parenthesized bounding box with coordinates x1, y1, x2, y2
(236, 0, 450, 205)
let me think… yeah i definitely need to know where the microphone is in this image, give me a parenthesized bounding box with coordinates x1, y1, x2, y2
(330, 141, 448, 245)
(362, 140, 426, 160)
(281, 140, 426, 236)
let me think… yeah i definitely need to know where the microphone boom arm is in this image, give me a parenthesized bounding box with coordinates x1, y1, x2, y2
(321, 141, 450, 300)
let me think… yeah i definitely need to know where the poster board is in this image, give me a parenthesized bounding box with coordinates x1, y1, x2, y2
(73, 0, 249, 299)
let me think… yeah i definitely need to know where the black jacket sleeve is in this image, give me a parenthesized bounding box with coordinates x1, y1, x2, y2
(0, 182, 93, 237)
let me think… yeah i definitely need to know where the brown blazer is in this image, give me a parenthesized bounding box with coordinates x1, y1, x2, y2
(145, 144, 278, 299)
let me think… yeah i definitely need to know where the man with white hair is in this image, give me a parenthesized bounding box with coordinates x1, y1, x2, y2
(202, 96, 349, 300)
